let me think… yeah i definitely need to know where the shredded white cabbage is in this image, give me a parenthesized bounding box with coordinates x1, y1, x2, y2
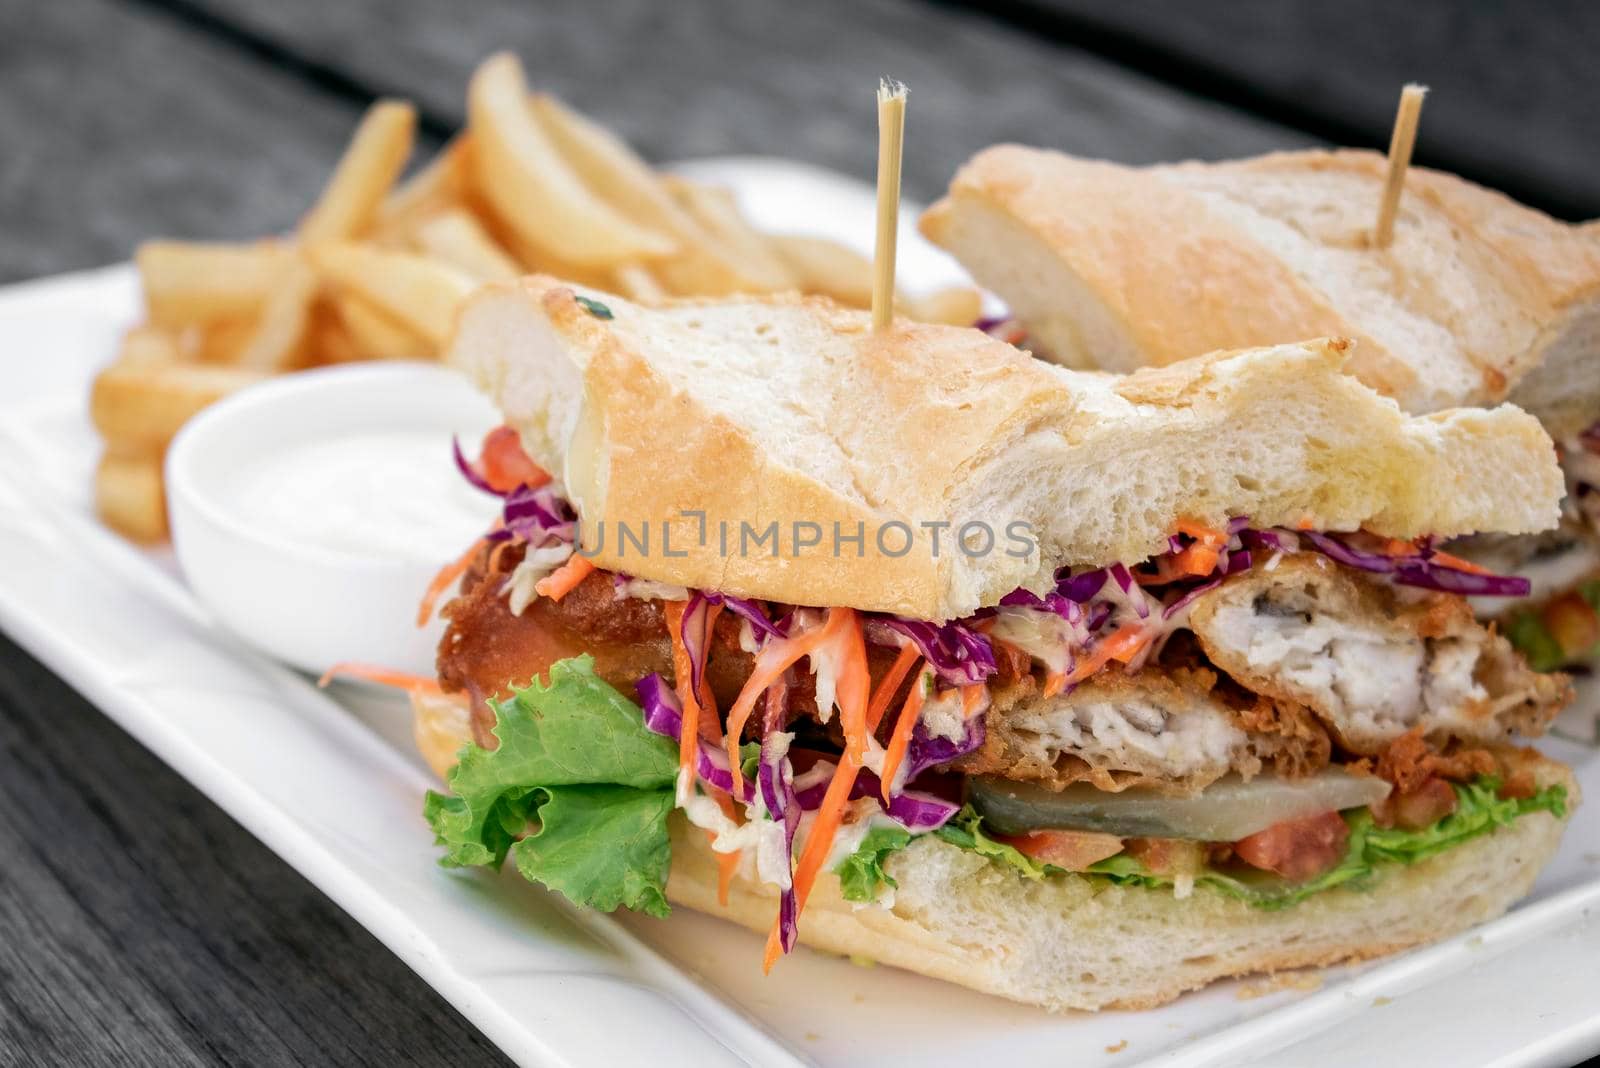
(737, 616, 761, 654)
(917, 684, 967, 745)
(613, 576, 691, 602)
(809, 644, 842, 725)
(504, 543, 575, 615)
(988, 605, 1083, 676)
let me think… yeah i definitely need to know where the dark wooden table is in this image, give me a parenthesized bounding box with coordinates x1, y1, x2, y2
(2, 1, 1595, 1064)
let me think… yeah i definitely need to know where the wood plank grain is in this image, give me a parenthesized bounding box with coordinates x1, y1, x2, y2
(0, 633, 511, 1067)
(129, 0, 1311, 203)
(949, 0, 1600, 220)
(0, 0, 441, 282)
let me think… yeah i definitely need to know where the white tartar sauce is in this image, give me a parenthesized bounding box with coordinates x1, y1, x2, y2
(224, 429, 500, 562)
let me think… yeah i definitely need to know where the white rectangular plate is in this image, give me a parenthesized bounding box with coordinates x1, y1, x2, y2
(1, 160, 1598, 1068)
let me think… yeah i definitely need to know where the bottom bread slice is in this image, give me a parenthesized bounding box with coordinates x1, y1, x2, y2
(665, 760, 1575, 1011)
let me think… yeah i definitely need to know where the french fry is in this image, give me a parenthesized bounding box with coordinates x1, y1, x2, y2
(309, 306, 368, 365)
(234, 262, 318, 371)
(331, 290, 433, 359)
(116, 325, 183, 367)
(529, 94, 701, 242)
(530, 95, 785, 297)
(468, 53, 675, 267)
(95, 447, 168, 543)
(611, 263, 667, 303)
(766, 234, 873, 307)
(300, 99, 417, 243)
(306, 242, 475, 346)
(90, 359, 269, 452)
(137, 240, 293, 328)
(907, 286, 983, 327)
(374, 136, 471, 238)
(412, 209, 521, 283)
(232, 102, 414, 374)
(190, 315, 259, 365)
(662, 177, 795, 293)
(464, 190, 616, 286)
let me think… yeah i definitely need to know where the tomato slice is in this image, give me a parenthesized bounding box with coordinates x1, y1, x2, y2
(997, 829, 1124, 871)
(1124, 837, 1206, 877)
(479, 426, 551, 493)
(1233, 810, 1349, 882)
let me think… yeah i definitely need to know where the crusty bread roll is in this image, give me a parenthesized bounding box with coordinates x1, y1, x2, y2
(409, 690, 1575, 1012)
(666, 755, 1574, 1011)
(446, 276, 1562, 622)
(921, 147, 1600, 435)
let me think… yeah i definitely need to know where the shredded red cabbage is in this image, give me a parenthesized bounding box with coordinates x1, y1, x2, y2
(1059, 569, 1108, 603)
(757, 733, 800, 951)
(678, 593, 716, 698)
(493, 484, 576, 546)
(794, 715, 984, 828)
(1000, 587, 1084, 623)
(1291, 529, 1529, 597)
(635, 674, 754, 805)
(452, 436, 499, 496)
(704, 592, 786, 641)
(869, 617, 996, 686)
(1390, 562, 1530, 597)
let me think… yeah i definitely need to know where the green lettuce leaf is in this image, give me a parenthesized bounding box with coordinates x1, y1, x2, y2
(933, 805, 1051, 879)
(424, 656, 679, 916)
(836, 826, 912, 902)
(511, 785, 675, 917)
(1363, 776, 1566, 865)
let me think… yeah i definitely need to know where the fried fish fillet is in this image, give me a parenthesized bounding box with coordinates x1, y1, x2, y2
(956, 665, 1330, 796)
(1188, 555, 1570, 753)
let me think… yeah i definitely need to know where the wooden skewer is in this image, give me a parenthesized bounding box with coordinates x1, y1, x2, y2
(1374, 83, 1428, 248)
(871, 79, 908, 332)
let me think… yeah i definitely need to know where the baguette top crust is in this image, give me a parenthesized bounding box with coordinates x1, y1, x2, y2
(922, 145, 1600, 434)
(447, 276, 1562, 621)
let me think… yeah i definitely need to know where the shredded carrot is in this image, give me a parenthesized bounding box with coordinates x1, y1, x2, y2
(755, 610, 870, 971)
(864, 643, 921, 733)
(694, 604, 725, 746)
(879, 669, 928, 802)
(832, 610, 872, 764)
(763, 676, 789, 733)
(1174, 517, 1229, 549)
(708, 789, 742, 907)
(1171, 542, 1221, 578)
(1376, 536, 1491, 575)
(534, 553, 595, 602)
(317, 661, 441, 694)
(417, 537, 487, 627)
(1042, 671, 1067, 698)
(1061, 623, 1151, 686)
(665, 601, 701, 784)
(961, 683, 986, 717)
(1101, 624, 1151, 664)
(1296, 513, 1317, 530)
(1423, 548, 1493, 576)
(765, 750, 862, 973)
(722, 608, 854, 794)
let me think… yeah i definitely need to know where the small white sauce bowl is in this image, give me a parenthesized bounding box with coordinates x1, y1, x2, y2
(166, 363, 499, 678)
